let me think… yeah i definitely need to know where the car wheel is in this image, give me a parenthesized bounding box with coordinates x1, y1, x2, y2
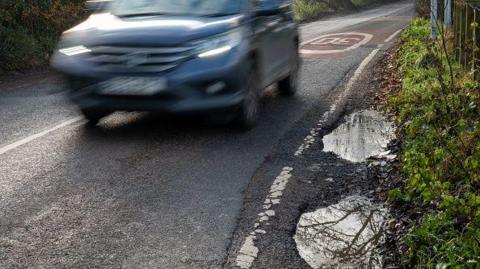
(278, 48, 300, 96)
(233, 67, 261, 130)
(81, 108, 111, 124)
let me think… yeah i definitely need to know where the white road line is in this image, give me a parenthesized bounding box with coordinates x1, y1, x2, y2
(294, 46, 382, 157)
(0, 117, 83, 156)
(384, 29, 403, 43)
(235, 167, 293, 268)
(234, 46, 384, 268)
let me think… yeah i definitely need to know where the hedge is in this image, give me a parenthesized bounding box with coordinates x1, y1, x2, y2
(0, 0, 86, 72)
(388, 18, 480, 268)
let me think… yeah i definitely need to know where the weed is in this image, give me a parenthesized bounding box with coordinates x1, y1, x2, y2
(388, 18, 480, 268)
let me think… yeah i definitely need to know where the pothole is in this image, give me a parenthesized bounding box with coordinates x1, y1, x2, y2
(322, 110, 395, 163)
(294, 196, 388, 269)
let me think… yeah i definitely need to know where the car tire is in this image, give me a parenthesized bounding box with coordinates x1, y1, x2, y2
(81, 108, 111, 124)
(233, 66, 261, 130)
(278, 47, 300, 96)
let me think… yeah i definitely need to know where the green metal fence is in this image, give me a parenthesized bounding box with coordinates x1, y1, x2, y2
(453, 0, 480, 74)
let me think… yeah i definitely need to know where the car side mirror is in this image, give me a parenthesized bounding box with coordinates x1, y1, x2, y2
(85, 0, 111, 12)
(255, 0, 284, 16)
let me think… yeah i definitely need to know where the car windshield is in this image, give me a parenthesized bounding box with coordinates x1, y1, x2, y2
(110, 0, 245, 17)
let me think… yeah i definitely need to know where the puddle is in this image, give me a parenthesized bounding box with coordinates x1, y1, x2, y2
(322, 110, 395, 163)
(294, 196, 388, 269)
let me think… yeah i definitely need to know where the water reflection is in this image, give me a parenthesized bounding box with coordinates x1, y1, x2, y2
(322, 110, 395, 163)
(294, 196, 388, 269)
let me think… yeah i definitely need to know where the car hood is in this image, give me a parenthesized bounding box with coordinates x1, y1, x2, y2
(62, 13, 243, 47)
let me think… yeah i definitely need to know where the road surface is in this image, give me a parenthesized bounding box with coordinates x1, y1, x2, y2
(0, 2, 414, 268)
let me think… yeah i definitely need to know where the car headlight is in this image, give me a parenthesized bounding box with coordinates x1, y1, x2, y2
(194, 28, 243, 58)
(57, 37, 91, 57)
(59, 45, 91, 56)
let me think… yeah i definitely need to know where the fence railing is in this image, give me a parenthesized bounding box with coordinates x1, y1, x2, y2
(453, 0, 480, 75)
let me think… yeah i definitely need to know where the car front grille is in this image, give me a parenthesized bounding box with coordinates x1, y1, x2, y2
(86, 45, 196, 73)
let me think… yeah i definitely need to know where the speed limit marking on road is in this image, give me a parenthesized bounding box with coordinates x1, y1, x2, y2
(300, 32, 373, 55)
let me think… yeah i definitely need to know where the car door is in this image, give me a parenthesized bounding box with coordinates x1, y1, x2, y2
(253, 0, 285, 87)
(274, 4, 297, 78)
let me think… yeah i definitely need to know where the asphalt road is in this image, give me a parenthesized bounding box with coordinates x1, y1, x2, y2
(0, 2, 414, 268)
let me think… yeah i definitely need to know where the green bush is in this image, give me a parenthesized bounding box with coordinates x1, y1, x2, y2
(293, 0, 390, 21)
(293, 0, 330, 21)
(0, 29, 42, 71)
(388, 18, 480, 268)
(0, 0, 87, 72)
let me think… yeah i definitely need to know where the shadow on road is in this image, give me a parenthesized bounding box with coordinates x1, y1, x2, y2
(78, 87, 303, 142)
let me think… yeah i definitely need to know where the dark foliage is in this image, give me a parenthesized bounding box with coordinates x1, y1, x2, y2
(0, 0, 87, 71)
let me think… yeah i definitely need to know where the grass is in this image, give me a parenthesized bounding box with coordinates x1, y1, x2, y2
(387, 18, 480, 268)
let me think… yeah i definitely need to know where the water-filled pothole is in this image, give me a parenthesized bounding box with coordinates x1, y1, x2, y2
(322, 110, 395, 163)
(294, 196, 388, 269)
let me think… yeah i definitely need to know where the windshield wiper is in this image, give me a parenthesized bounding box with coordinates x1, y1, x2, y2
(117, 12, 175, 18)
(117, 12, 238, 18)
(201, 13, 238, 17)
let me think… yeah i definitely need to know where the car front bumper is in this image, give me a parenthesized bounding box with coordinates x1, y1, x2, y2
(53, 46, 250, 114)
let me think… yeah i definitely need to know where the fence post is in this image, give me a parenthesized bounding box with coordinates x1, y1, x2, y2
(445, 0, 453, 27)
(473, 9, 476, 73)
(465, 3, 469, 67)
(453, 1, 461, 61)
(459, 2, 464, 62)
(452, 1, 480, 80)
(432, 0, 439, 39)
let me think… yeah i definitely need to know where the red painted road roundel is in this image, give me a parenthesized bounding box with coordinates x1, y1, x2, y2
(300, 32, 373, 55)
